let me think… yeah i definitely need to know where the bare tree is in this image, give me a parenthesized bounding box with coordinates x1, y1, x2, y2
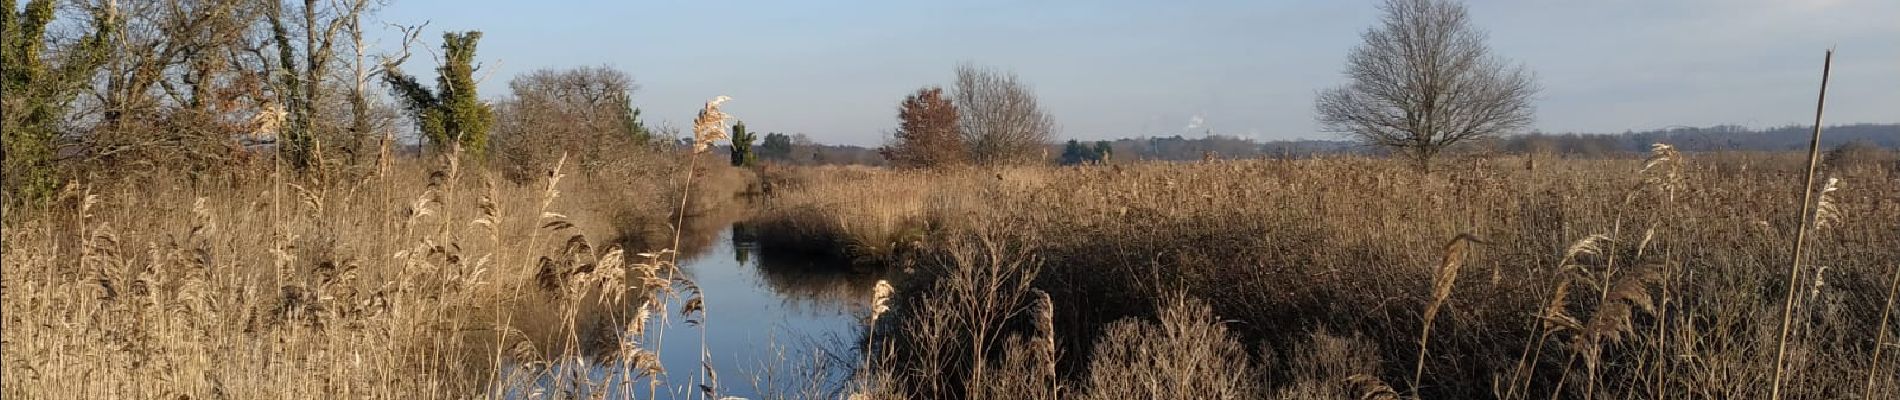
(73, 0, 278, 170)
(953, 63, 1054, 166)
(341, 0, 417, 162)
(882, 86, 965, 169)
(491, 65, 643, 180)
(504, 66, 638, 126)
(1316, 0, 1537, 171)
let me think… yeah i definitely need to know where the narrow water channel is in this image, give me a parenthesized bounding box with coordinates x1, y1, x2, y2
(495, 221, 894, 399)
(640, 223, 888, 398)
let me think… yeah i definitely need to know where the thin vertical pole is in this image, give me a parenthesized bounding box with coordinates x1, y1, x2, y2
(1770, 48, 1832, 400)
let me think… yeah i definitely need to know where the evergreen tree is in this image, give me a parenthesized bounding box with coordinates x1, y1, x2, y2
(613, 91, 651, 144)
(1058, 140, 1115, 165)
(383, 31, 495, 157)
(729, 121, 758, 167)
(759, 132, 794, 161)
(1059, 140, 1090, 165)
(2, 0, 113, 202)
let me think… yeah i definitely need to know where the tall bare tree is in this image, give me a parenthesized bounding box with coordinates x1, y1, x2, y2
(342, 0, 416, 163)
(953, 63, 1054, 166)
(1316, 0, 1537, 171)
(882, 86, 965, 169)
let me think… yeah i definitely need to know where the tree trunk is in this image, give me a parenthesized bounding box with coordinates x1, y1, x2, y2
(267, 2, 306, 169)
(348, 12, 371, 165)
(1413, 146, 1437, 173)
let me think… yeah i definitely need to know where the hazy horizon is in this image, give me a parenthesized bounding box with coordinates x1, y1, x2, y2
(378, 0, 1899, 146)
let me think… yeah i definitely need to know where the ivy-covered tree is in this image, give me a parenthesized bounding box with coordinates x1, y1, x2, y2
(729, 121, 757, 167)
(2, 0, 114, 202)
(382, 31, 494, 157)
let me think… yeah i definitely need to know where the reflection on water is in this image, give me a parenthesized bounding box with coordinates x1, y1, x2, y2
(497, 217, 902, 399)
(623, 222, 898, 399)
(732, 224, 897, 317)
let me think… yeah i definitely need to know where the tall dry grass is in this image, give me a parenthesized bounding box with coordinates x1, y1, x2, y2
(757, 149, 1900, 399)
(0, 142, 753, 399)
(748, 166, 940, 263)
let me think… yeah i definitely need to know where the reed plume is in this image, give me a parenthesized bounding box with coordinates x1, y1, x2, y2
(1031, 288, 1059, 396)
(864, 279, 896, 371)
(1813, 177, 1843, 231)
(692, 95, 733, 154)
(1572, 264, 1662, 397)
(1414, 233, 1480, 391)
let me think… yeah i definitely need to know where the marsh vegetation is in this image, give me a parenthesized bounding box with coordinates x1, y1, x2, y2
(5, 0, 1898, 399)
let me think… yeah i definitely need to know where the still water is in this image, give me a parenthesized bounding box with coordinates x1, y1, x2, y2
(661, 224, 870, 396)
(640, 224, 889, 398)
(496, 223, 897, 399)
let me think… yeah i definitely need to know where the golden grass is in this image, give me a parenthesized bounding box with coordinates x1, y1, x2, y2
(0, 148, 751, 399)
(756, 151, 1900, 399)
(750, 165, 937, 262)
(8, 144, 1896, 399)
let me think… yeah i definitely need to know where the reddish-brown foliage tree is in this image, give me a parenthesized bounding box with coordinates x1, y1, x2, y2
(882, 86, 966, 168)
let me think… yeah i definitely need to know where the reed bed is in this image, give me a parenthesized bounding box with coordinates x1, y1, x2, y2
(0, 146, 753, 399)
(757, 151, 1900, 399)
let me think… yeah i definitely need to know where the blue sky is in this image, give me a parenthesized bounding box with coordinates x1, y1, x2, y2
(375, 0, 1899, 146)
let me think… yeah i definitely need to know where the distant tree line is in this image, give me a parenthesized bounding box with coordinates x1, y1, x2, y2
(763, 123, 1900, 168)
(705, 132, 887, 167)
(1502, 124, 1900, 155)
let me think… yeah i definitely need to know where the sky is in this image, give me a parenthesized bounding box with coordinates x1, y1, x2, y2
(374, 0, 1899, 146)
